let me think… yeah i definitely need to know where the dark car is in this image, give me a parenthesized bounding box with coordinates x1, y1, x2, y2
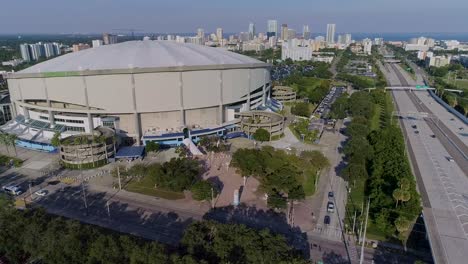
(328, 191, 334, 198)
(414, 130, 419, 134)
(324, 215, 331, 225)
(412, 125, 417, 129)
(430, 134, 436, 138)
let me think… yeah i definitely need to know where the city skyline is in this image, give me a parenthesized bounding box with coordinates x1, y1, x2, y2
(1, 0, 468, 34)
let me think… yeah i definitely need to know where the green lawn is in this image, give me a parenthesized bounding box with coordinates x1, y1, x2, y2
(447, 79, 468, 90)
(370, 103, 382, 131)
(125, 176, 185, 200)
(302, 169, 318, 196)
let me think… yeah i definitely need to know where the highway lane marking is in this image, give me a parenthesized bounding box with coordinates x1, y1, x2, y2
(420, 133, 468, 237)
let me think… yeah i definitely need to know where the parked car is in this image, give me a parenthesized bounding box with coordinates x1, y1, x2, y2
(327, 201, 335, 213)
(328, 191, 334, 199)
(34, 190, 48, 196)
(324, 215, 331, 225)
(2, 185, 23, 196)
(446, 156, 455, 162)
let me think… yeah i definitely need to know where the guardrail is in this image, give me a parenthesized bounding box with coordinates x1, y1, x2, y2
(428, 90, 468, 125)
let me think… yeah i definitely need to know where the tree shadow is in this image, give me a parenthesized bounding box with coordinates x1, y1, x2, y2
(203, 204, 310, 259)
(207, 176, 224, 193)
(35, 185, 194, 246)
(321, 250, 349, 264)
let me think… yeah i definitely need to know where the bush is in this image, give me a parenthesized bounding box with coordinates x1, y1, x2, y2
(191, 180, 217, 201)
(291, 102, 311, 117)
(145, 141, 160, 153)
(253, 128, 270, 142)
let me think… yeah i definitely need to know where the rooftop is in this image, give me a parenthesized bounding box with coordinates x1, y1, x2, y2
(18, 40, 264, 74)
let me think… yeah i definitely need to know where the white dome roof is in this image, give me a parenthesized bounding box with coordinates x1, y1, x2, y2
(19, 40, 264, 74)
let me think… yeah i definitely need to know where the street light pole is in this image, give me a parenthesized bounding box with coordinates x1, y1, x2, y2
(117, 165, 122, 190)
(359, 198, 370, 264)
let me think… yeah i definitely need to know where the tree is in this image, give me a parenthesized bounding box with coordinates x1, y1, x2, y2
(291, 102, 310, 117)
(300, 150, 330, 170)
(395, 217, 411, 234)
(145, 141, 160, 153)
(191, 180, 217, 201)
(253, 128, 270, 142)
(288, 185, 305, 201)
(51, 132, 61, 147)
(7, 134, 18, 157)
(267, 191, 287, 209)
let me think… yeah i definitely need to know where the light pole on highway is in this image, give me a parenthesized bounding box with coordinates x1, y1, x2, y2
(359, 198, 370, 264)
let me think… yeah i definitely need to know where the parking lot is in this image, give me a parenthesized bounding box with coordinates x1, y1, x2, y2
(312, 86, 345, 119)
(271, 64, 314, 81)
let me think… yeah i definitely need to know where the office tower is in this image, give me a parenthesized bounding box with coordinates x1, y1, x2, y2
(337, 35, 344, 45)
(197, 28, 205, 40)
(103, 33, 117, 45)
(92, 39, 103, 48)
(267, 20, 278, 38)
(216, 28, 223, 42)
(326, 24, 336, 44)
(287, 29, 296, 40)
(302, 25, 311, 40)
(345, 34, 352, 45)
(281, 24, 288, 41)
(20, 44, 31, 62)
(248, 22, 256, 40)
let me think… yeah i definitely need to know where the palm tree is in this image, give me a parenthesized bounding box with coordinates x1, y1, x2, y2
(393, 188, 403, 208)
(0, 134, 10, 155)
(7, 134, 18, 157)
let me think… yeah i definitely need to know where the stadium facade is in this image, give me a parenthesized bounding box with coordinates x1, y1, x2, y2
(4, 40, 274, 148)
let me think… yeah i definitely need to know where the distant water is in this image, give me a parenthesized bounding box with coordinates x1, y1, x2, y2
(343, 32, 468, 42)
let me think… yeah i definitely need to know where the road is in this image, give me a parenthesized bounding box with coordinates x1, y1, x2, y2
(385, 61, 468, 264)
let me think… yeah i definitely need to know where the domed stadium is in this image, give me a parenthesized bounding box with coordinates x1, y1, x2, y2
(4, 40, 274, 149)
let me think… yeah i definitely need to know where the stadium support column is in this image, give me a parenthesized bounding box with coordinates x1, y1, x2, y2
(18, 84, 30, 121)
(82, 75, 94, 133)
(262, 69, 267, 105)
(130, 74, 141, 145)
(43, 78, 55, 128)
(247, 69, 252, 110)
(179, 72, 186, 127)
(218, 71, 224, 125)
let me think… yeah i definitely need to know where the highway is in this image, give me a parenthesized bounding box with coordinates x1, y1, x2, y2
(384, 61, 468, 264)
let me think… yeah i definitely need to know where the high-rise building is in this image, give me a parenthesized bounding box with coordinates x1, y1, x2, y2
(345, 34, 352, 45)
(302, 25, 311, 40)
(43, 43, 56, 58)
(287, 29, 296, 40)
(92, 39, 104, 48)
(281, 24, 288, 41)
(267, 20, 278, 38)
(197, 28, 205, 42)
(248, 22, 256, 40)
(216, 28, 223, 42)
(103, 33, 118, 45)
(20, 44, 31, 62)
(30, 44, 44, 61)
(326, 24, 336, 44)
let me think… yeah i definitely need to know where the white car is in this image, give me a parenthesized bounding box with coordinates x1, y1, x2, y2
(446, 157, 455, 162)
(34, 190, 48, 196)
(327, 202, 335, 213)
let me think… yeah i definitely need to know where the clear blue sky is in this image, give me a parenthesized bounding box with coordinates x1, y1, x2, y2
(2, 0, 467, 34)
